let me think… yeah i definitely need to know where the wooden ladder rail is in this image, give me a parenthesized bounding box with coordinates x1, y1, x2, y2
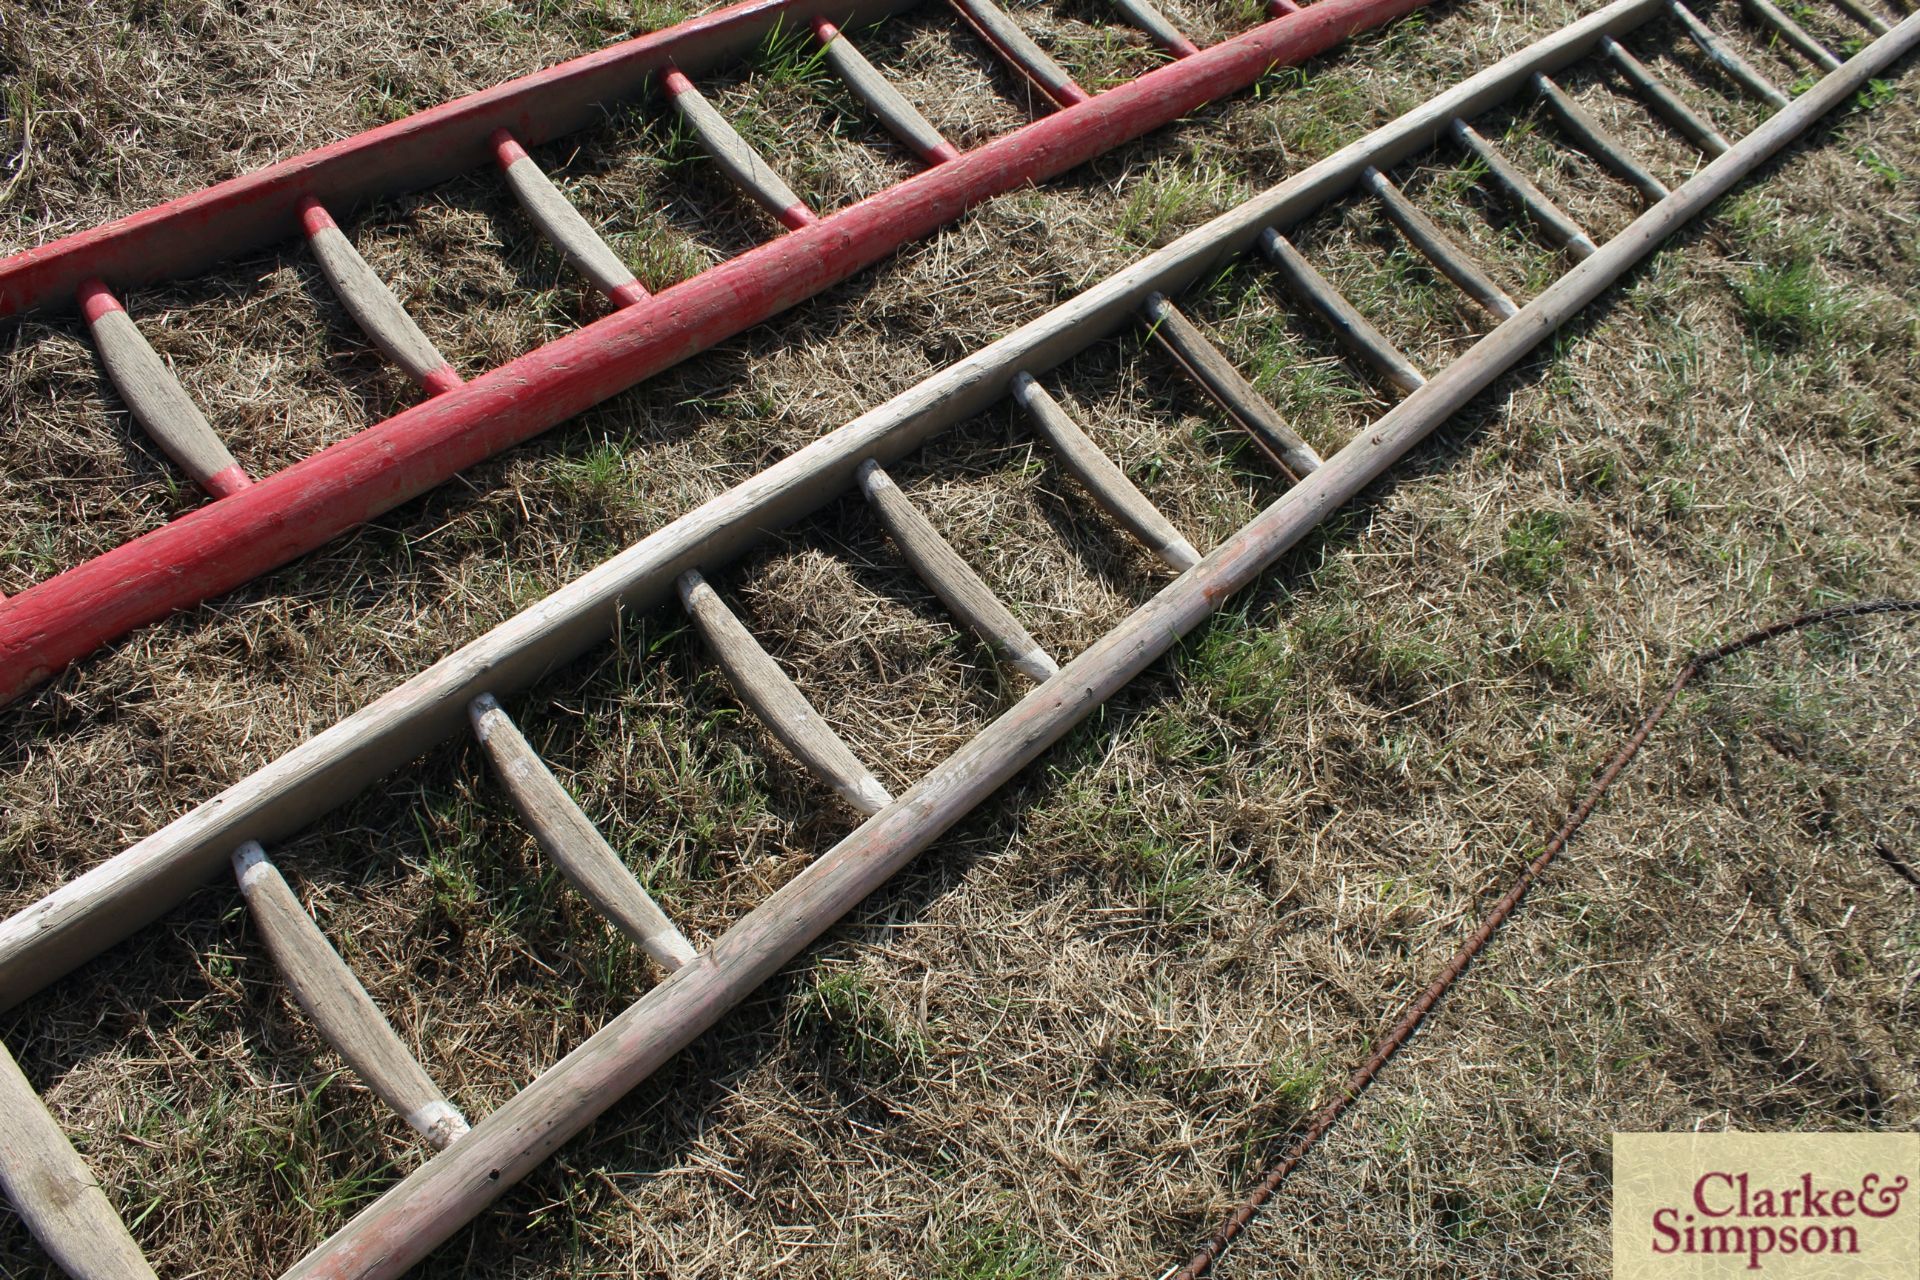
(491, 131, 652, 309)
(1598, 34, 1733, 154)
(1358, 165, 1520, 320)
(857, 461, 1060, 681)
(662, 66, 819, 230)
(677, 569, 895, 814)
(1446, 119, 1600, 259)
(812, 18, 963, 164)
(948, 0, 1092, 105)
(1257, 228, 1429, 395)
(470, 696, 698, 969)
(76, 280, 253, 500)
(232, 843, 471, 1151)
(1668, 0, 1793, 106)
(298, 199, 464, 396)
(0, 1041, 157, 1280)
(1533, 72, 1672, 203)
(1140, 292, 1322, 481)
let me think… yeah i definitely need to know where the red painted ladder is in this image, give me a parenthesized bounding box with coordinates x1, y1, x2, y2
(0, 0, 1427, 705)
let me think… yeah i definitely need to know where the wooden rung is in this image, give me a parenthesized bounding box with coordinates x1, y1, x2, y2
(0, 1040, 157, 1280)
(1599, 36, 1732, 155)
(469, 694, 698, 969)
(1140, 292, 1322, 480)
(1742, 0, 1844, 69)
(1359, 166, 1520, 320)
(813, 19, 960, 166)
(1108, 0, 1201, 57)
(232, 843, 470, 1150)
(1255, 228, 1428, 396)
(1532, 73, 1671, 205)
(1447, 119, 1599, 260)
(491, 131, 648, 308)
(948, 0, 1090, 107)
(1267, 0, 1303, 13)
(1009, 372, 1201, 571)
(76, 279, 252, 500)
(676, 570, 894, 815)
(298, 199, 462, 396)
(1828, 0, 1891, 36)
(856, 461, 1058, 682)
(1667, 0, 1793, 108)
(662, 67, 817, 231)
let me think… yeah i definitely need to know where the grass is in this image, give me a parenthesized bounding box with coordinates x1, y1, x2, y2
(1737, 256, 1857, 345)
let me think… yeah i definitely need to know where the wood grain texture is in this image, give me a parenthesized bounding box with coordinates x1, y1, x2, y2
(663, 69, 816, 229)
(1360, 166, 1519, 320)
(1011, 372, 1201, 571)
(1142, 291, 1322, 480)
(0, 1039, 157, 1280)
(1447, 119, 1598, 258)
(1533, 73, 1671, 203)
(857, 460, 1057, 681)
(677, 570, 893, 814)
(493, 132, 648, 307)
(1668, 0, 1792, 106)
(233, 843, 469, 1150)
(1256, 228, 1428, 394)
(78, 279, 251, 499)
(948, 0, 1090, 104)
(470, 695, 697, 969)
(300, 200, 461, 395)
(815, 20, 959, 164)
(1599, 36, 1731, 155)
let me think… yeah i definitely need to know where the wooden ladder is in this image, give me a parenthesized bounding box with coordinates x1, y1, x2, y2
(0, 0, 1425, 706)
(1, 0, 1913, 1275)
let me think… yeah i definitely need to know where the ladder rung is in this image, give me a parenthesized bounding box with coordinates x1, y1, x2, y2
(76, 279, 252, 500)
(232, 842, 470, 1150)
(1532, 73, 1671, 204)
(676, 570, 894, 815)
(469, 694, 698, 969)
(1255, 228, 1428, 395)
(813, 19, 960, 166)
(1743, 0, 1844, 69)
(662, 68, 818, 231)
(1599, 36, 1732, 155)
(1828, 0, 1892, 36)
(491, 131, 649, 309)
(948, 0, 1091, 106)
(1267, 0, 1303, 13)
(857, 461, 1058, 682)
(1359, 166, 1520, 320)
(299, 199, 463, 396)
(1108, 0, 1201, 57)
(1141, 292, 1323, 480)
(1010, 372, 1200, 571)
(0, 1040, 157, 1280)
(1447, 119, 1598, 259)
(1668, 0, 1793, 107)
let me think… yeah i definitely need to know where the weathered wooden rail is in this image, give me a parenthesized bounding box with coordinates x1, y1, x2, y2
(1, 0, 1912, 1273)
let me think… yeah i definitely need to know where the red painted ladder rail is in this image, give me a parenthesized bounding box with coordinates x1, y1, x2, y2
(0, 0, 1423, 702)
(3, 0, 1912, 1274)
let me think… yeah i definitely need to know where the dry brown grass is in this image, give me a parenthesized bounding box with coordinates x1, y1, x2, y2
(1, 0, 1917, 1276)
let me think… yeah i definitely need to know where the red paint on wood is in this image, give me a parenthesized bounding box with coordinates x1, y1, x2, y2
(204, 465, 256, 499)
(0, 0, 1426, 704)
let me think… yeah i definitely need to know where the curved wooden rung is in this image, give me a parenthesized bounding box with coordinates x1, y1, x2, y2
(1531, 74, 1670, 205)
(1359, 167, 1519, 321)
(0, 1040, 157, 1280)
(1828, 0, 1891, 36)
(813, 19, 960, 166)
(1140, 292, 1321, 480)
(469, 694, 697, 969)
(676, 570, 894, 815)
(299, 199, 462, 396)
(232, 843, 470, 1150)
(76, 279, 252, 500)
(1742, 0, 1843, 69)
(947, 0, 1090, 107)
(491, 131, 649, 308)
(1009, 372, 1200, 572)
(1598, 36, 1732, 155)
(1447, 119, 1598, 260)
(1107, 0, 1201, 57)
(857, 461, 1058, 681)
(1667, 0, 1792, 108)
(661, 68, 817, 231)
(1255, 228, 1427, 396)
